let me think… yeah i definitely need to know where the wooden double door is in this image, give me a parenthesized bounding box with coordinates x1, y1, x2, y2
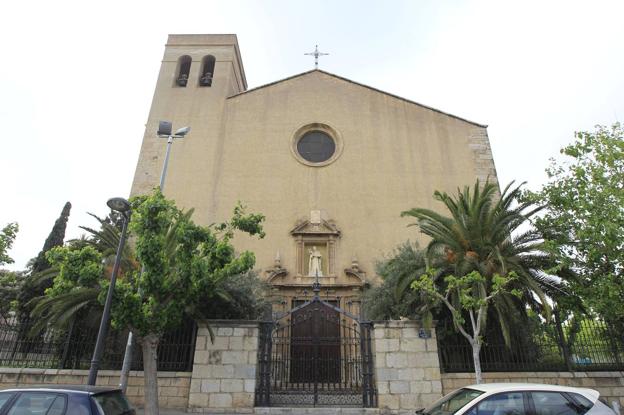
(290, 300, 341, 383)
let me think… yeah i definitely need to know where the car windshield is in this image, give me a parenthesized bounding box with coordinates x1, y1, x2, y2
(92, 391, 132, 415)
(422, 388, 484, 415)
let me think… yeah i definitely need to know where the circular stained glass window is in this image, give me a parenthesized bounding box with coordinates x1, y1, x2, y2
(297, 131, 336, 163)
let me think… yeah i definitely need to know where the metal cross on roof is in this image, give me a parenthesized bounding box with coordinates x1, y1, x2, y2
(304, 45, 329, 69)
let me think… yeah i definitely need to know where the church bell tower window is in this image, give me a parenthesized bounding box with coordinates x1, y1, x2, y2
(199, 55, 215, 87)
(176, 55, 192, 87)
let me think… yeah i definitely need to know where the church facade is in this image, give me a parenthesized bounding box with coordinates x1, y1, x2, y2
(130, 34, 498, 317)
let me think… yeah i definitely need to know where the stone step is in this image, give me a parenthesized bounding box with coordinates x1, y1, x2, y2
(255, 409, 379, 414)
(254, 409, 406, 415)
(181, 409, 409, 415)
(179, 407, 416, 414)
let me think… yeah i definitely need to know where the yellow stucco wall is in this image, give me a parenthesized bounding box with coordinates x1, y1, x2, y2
(130, 35, 498, 291)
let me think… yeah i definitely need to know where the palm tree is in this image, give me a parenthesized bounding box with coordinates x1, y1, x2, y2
(28, 213, 139, 335)
(401, 180, 561, 380)
(28, 209, 237, 366)
(363, 242, 436, 323)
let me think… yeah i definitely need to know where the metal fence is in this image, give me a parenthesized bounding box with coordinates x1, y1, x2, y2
(0, 318, 196, 372)
(437, 319, 624, 373)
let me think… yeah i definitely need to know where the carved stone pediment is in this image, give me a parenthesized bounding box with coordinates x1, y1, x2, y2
(290, 219, 340, 236)
(344, 267, 366, 285)
(290, 213, 341, 278)
(266, 265, 288, 283)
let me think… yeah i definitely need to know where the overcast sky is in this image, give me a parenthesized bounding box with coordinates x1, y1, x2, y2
(2, 0, 623, 270)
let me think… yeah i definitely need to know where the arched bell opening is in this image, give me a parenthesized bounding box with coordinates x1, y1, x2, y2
(176, 55, 192, 87)
(199, 55, 215, 87)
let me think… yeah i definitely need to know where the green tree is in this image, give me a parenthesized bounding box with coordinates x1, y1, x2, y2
(0, 222, 21, 322)
(31, 202, 72, 274)
(116, 190, 263, 415)
(32, 205, 266, 355)
(524, 123, 624, 332)
(413, 270, 519, 383)
(0, 222, 18, 266)
(31, 246, 108, 333)
(28, 212, 139, 334)
(198, 271, 270, 320)
(26, 213, 120, 365)
(363, 242, 433, 322)
(0, 270, 25, 322)
(39, 191, 265, 414)
(402, 181, 557, 382)
(18, 202, 72, 327)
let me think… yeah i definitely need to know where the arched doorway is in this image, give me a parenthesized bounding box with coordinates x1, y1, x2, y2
(255, 282, 377, 407)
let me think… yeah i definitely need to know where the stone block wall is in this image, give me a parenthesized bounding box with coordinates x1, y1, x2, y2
(0, 368, 191, 408)
(442, 371, 624, 409)
(469, 127, 499, 186)
(188, 320, 259, 413)
(373, 321, 443, 412)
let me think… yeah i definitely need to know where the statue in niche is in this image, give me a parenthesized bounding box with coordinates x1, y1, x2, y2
(308, 246, 323, 277)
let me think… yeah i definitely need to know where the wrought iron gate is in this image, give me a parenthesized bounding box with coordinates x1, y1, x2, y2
(255, 293, 377, 407)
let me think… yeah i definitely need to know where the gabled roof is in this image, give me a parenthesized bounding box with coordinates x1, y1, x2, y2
(228, 69, 487, 128)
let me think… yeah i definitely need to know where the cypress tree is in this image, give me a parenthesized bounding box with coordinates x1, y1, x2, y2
(30, 202, 72, 274)
(17, 202, 71, 329)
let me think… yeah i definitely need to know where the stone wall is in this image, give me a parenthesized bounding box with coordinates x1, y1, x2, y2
(373, 321, 443, 412)
(0, 368, 191, 408)
(442, 371, 624, 409)
(469, 127, 499, 186)
(188, 320, 259, 413)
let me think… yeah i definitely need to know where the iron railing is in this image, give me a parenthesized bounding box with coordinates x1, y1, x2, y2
(0, 318, 196, 371)
(255, 299, 377, 407)
(437, 319, 624, 373)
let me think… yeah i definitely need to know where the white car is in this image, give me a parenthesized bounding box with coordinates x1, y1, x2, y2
(420, 383, 617, 415)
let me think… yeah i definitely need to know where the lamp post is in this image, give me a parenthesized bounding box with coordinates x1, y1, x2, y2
(87, 197, 132, 385)
(118, 121, 190, 392)
(156, 121, 191, 191)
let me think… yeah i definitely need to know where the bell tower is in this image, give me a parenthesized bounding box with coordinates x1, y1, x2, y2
(130, 34, 247, 206)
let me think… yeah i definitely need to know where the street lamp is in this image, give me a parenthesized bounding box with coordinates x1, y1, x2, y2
(87, 197, 132, 385)
(156, 121, 191, 191)
(118, 121, 190, 392)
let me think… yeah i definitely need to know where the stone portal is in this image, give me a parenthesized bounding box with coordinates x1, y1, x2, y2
(265, 212, 368, 319)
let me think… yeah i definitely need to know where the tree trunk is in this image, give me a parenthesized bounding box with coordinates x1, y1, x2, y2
(471, 341, 483, 384)
(553, 309, 573, 371)
(119, 331, 134, 392)
(141, 334, 160, 415)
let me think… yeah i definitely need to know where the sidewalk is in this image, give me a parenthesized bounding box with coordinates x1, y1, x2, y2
(136, 409, 189, 415)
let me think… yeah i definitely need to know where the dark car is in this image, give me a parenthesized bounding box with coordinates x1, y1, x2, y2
(0, 386, 135, 415)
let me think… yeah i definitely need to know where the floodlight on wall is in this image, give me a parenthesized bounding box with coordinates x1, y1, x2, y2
(156, 121, 192, 192)
(157, 121, 173, 137)
(174, 126, 191, 137)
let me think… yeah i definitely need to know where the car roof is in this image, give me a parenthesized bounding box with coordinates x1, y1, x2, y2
(463, 383, 600, 401)
(0, 385, 121, 395)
